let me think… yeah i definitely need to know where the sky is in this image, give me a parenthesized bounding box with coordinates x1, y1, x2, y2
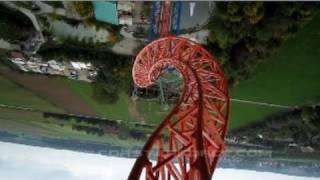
(0, 141, 318, 180)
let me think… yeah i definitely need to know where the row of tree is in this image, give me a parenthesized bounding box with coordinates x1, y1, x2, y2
(229, 104, 320, 152)
(43, 111, 153, 140)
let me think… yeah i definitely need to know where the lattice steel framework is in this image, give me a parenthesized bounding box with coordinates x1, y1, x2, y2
(148, 1, 181, 41)
(128, 36, 229, 180)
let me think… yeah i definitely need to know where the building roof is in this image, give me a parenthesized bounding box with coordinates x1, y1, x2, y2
(93, 1, 119, 25)
(71, 61, 91, 70)
(10, 51, 24, 59)
(119, 15, 133, 26)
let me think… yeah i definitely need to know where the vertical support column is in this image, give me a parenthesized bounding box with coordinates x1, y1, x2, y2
(159, 1, 171, 37)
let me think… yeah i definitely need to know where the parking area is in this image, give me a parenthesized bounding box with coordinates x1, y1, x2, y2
(9, 51, 98, 83)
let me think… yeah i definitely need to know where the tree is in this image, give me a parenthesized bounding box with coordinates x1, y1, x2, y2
(93, 71, 121, 104)
(72, 2, 94, 19)
(207, 2, 319, 87)
(91, 52, 132, 104)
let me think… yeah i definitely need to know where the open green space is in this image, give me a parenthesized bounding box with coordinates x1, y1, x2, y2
(0, 108, 144, 148)
(136, 99, 168, 125)
(64, 79, 134, 121)
(64, 78, 169, 125)
(230, 13, 320, 129)
(0, 74, 61, 112)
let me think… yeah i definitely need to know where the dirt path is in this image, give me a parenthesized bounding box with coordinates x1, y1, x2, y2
(0, 69, 98, 116)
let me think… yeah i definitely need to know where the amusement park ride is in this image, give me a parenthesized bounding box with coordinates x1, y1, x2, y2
(128, 1, 230, 179)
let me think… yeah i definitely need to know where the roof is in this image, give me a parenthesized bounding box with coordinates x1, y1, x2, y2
(119, 15, 133, 26)
(93, 1, 119, 25)
(71, 61, 91, 70)
(10, 51, 24, 59)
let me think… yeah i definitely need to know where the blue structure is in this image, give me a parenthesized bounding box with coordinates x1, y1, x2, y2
(93, 1, 119, 25)
(170, 2, 182, 35)
(148, 1, 182, 41)
(148, 2, 161, 41)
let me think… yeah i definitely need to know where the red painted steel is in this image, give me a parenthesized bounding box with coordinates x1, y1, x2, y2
(159, 1, 171, 37)
(128, 36, 229, 180)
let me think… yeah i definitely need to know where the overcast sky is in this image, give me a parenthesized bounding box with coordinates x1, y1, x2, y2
(0, 141, 318, 180)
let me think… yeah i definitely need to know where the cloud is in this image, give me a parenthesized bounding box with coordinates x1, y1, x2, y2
(0, 141, 317, 180)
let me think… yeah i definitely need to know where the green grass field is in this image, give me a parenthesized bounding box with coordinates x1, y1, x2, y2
(64, 79, 135, 121)
(0, 74, 61, 112)
(0, 108, 145, 148)
(229, 13, 320, 129)
(64, 79, 168, 125)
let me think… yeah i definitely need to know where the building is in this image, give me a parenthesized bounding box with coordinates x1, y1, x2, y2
(10, 51, 25, 61)
(93, 1, 133, 26)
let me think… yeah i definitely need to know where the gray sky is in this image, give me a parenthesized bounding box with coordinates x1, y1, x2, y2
(0, 141, 317, 180)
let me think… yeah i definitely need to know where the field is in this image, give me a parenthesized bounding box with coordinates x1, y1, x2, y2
(65, 79, 134, 121)
(0, 68, 96, 115)
(64, 79, 167, 124)
(0, 108, 145, 148)
(0, 73, 61, 112)
(229, 13, 320, 128)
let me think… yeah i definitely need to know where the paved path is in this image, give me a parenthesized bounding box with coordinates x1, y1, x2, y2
(180, 2, 213, 30)
(231, 98, 293, 109)
(34, 1, 66, 16)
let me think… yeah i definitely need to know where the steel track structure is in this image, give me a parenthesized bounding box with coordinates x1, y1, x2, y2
(128, 36, 229, 179)
(129, 1, 229, 179)
(148, 1, 181, 41)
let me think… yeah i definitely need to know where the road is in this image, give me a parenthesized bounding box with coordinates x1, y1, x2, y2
(34, 1, 66, 16)
(180, 2, 214, 30)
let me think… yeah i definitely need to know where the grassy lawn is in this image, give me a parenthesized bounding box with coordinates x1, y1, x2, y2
(136, 99, 168, 125)
(230, 13, 320, 129)
(0, 108, 145, 148)
(64, 79, 134, 121)
(64, 78, 171, 125)
(0, 74, 61, 112)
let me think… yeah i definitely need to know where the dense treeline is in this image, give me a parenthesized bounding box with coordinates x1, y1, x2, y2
(43, 112, 119, 127)
(72, 124, 104, 136)
(229, 104, 320, 152)
(208, 2, 319, 86)
(219, 156, 320, 177)
(42, 111, 153, 140)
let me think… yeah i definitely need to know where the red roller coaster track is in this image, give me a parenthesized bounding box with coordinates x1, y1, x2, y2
(128, 2, 229, 180)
